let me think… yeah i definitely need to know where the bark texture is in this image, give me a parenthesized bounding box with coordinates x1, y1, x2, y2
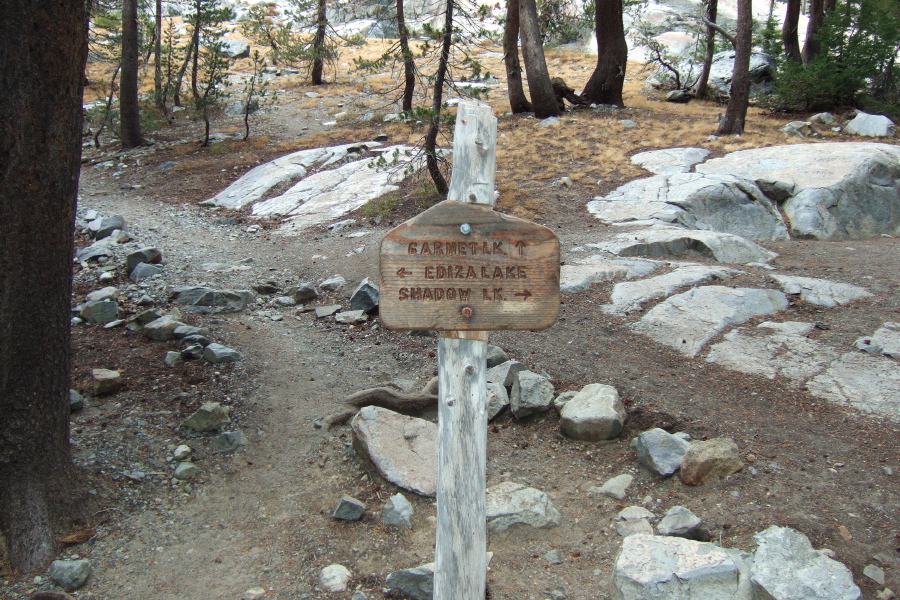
(802, 0, 825, 65)
(716, 0, 752, 135)
(503, 0, 533, 113)
(0, 0, 91, 573)
(693, 0, 719, 97)
(518, 0, 560, 118)
(311, 0, 327, 84)
(120, 0, 145, 148)
(582, 0, 628, 107)
(782, 0, 802, 63)
(425, 0, 453, 196)
(397, 0, 415, 111)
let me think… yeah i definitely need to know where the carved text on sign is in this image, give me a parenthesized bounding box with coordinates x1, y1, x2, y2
(379, 201, 560, 331)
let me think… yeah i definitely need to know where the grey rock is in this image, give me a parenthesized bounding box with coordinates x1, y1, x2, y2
(856, 322, 900, 359)
(350, 277, 380, 313)
(173, 444, 191, 461)
(142, 316, 185, 341)
(80, 299, 119, 324)
(560, 383, 625, 441)
(69, 389, 84, 412)
(771, 274, 872, 307)
(126, 247, 162, 273)
(864, 564, 886, 586)
(48, 559, 92, 590)
(335, 309, 367, 324)
(315, 305, 342, 318)
(351, 406, 437, 497)
(510, 371, 555, 419)
(750, 526, 861, 600)
(657, 506, 710, 541)
(695, 143, 900, 240)
(386, 563, 435, 600)
(86, 286, 118, 302)
(635, 428, 691, 476)
(845, 112, 896, 137)
(486, 360, 526, 388)
(620, 119, 637, 128)
(92, 368, 122, 396)
(544, 550, 563, 565)
(486, 344, 509, 368)
(181, 334, 211, 348)
(486, 481, 561, 531)
(590, 225, 779, 264)
(319, 275, 346, 292)
(680, 438, 744, 485)
(810, 112, 836, 125)
(538, 116, 561, 127)
(75, 244, 109, 262)
(88, 215, 126, 239)
(630, 147, 710, 175)
(220, 37, 250, 58)
(129, 262, 163, 282)
(611, 534, 746, 600)
(212, 429, 247, 453)
(552, 390, 579, 414)
(164, 351, 183, 367)
(597, 474, 634, 500)
(666, 89, 692, 103)
(181, 344, 205, 360)
(632, 286, 789, 357)
(319, 564, 352, 593)
(333, 494, 366, 520)
(173, 325, 211, 339)
(287, 282, 318, 302)
(173, 462, 199, 480)
(170, 286, 255, 313)
(273, 296, 296, 307)
(486, 381, 510, 420)
(806, 350, 900, 418)
(615, 506, 655, 536)
(127, 309, 162, 331)
(184, 401, 231, 432)
(382, 493, 414, 527)
(782, 121, 817, 138)
(202, 343, 242, 364)
(604, 265, 738, 315)
(351, 592, 369, 600)
(253, 281, 281, 295)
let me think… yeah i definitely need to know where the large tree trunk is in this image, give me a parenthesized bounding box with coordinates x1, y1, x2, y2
(397, 0, 415, 111)
(120, 0, 145, 148)
(782, 0, 802, 63)
(518, 0, 560, 118)
(581, 0, 628, 107)
(311, 0, 327, 84)
(802, 0, 824, 64)
(716, 0, 752, 135)
(692, 0, 719, 98)
(425, 0, 453, 196)
(0, 0, 91, 574)
(503, 0, 533, 113)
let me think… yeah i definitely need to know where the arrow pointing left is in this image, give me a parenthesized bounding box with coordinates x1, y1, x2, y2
(396, 268, 412, 278)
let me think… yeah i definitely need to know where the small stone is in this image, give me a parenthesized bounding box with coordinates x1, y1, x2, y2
(680, 437, 743, 485)
(181, 344, 204, 360)
(315, 305, 342, 318)
(635, 428, 690, 476)
(241, 588, 267, 600)
(273, 295, 296, 307)
(333, 494, 366, 520)
(877, 588, 896, 600)
(486, 345, 509, 368)
(351, 592, 369, 600)
(486, 481, 561, 531)
(79, 299, 119, 324)
(184, 402, 230, 432)
(350, 277, 380, 313)
(173, 325, 211, 339)
(181, 334, 211, 347)
(544, 549, 563, 565)
(287, 282, 318, 302)
(559, 383, 625, 441)
(549, 586, 567, 600)
(335, 309, 367, 324)
(538, 116, 561, 127)
(559, 176, 573, 186)
(382, 493, 414, 528)
(130, 262, 163, 282)
(552, 390, 579, 414)
(202, 343, 242, 364)
(666, 89, 692, 103)
(486, 381, 510, 420)
(386, 563, 435, 600)
(510, 370, 555, 419)
(884, 466, 894, 476)
(809, 112, 836, 125)
(126, 247, 162, 273)
(486, 360, 526, 388)
(173, 462, 199, 480)
(865, 564, 887, 586)
(164, 351, 183, 367)
(318, 275, 346, 292)
(86, 286, 118, 302)
(142, 315, 184, 341)
(173, 445, 191, 461)
(69, 389, 84, 412)
(48, 559, 92, 590)
(597, 474, 633, 500)
(319, 564, 351, 593)
(91, 368, 122, 396)
(127, 309, 162, 331)
(657, 505, 710, 541)
(212, 429, 247, 453)
(98, 271, 115, 282)
(620, 119, 637, 128)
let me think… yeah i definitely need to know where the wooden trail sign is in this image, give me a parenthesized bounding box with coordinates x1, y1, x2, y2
(379, 101, 560, 600)
(379, 200, 560, 331)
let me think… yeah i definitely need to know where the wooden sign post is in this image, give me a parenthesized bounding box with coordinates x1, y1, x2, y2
(379, 101, 560, 599)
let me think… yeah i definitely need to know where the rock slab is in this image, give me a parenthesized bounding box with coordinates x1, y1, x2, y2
(485, 481, 561, 531)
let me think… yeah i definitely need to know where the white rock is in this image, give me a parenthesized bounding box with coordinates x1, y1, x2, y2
(630, 147, 710, 175)
(596, 473, 634, 500)
(806, 351, 900, 419)
(844, 112, 896, 138)
(320, 564, 352, 593)
(590, 225, 778, 264)
(771, 274, 872, 307)
(485, 481, 561, 531)
(633, 286, 789, 357)
(603, 265, 739, 315)
(559, 383, 625, 441)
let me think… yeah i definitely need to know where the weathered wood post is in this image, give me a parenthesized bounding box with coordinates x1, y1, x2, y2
(379, 100, 560, 599)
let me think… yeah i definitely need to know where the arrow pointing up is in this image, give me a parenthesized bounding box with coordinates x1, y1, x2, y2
(514, 241, 526, 256)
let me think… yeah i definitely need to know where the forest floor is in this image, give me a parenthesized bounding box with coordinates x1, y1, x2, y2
(2, 39, 899, 600)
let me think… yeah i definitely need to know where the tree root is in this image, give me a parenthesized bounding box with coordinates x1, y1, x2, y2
(343, 377, 440, 415)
